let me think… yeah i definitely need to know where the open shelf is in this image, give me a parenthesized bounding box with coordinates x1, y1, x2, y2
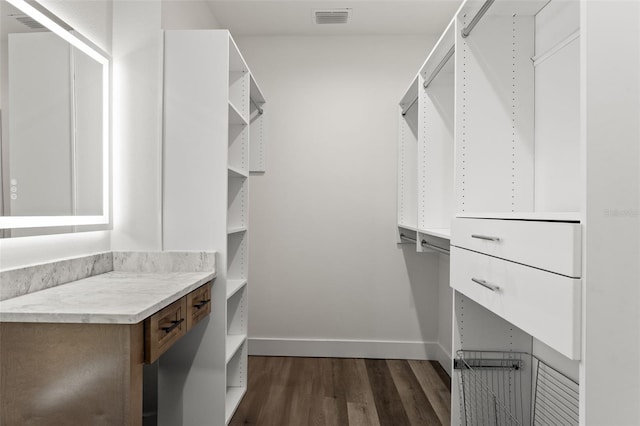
(227, 226, 247, 235)
(227, 176, 248, 230)
(227, 231, 248, 281)
(228, 166, 248, 178)
(227, 279, 247, 300)
(419, 228, 451, 240)
(225, 386, 247, 424)
(225, 338, 247, 423)
(228, 102, 248, 126)
(398, 224, 418, 232)
(225, 334, 247, 363)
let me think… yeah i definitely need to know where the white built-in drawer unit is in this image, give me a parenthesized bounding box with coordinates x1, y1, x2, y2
(452, 217, 582, 277)
(451, 216, 582, 360)
(451, 246, 581, 360)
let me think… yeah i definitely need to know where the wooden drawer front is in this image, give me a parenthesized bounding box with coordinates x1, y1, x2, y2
(451, 246, 581, 360)
(186, 282, 212, 330)
(145, 297, 187, 363)
(452, 218, 582, 277)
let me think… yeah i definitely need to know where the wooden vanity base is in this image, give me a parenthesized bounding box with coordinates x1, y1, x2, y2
(0, 322, 143, 426)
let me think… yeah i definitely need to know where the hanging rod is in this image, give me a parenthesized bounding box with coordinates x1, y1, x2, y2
(423, 45, 455, 89)
(250, 97, 264, 115)
(402, 45, 455, 116)
(421, 239, 450, 256)
(461, 0, 495, 38)
(400, 233, 417, 243)
(401, 96, 419, 116)
(531, 29, 580, 67)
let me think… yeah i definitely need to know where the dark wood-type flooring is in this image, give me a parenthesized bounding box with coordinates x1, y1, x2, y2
(230, 356, 451, 426)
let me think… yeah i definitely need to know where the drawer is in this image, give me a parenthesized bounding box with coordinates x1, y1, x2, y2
(186, 282, 212, 330)
(452, 217, 581, 277)
(145, 297, 187, 363)
(451, 246, 581, 360)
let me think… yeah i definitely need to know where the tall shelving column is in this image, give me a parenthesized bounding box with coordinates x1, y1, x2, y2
(161, 30, 265, 426)
(225, 37, 250, 423)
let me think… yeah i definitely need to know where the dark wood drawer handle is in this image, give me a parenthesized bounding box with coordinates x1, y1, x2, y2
(161, 318, 184, 334)
(193, 299, 211, 310)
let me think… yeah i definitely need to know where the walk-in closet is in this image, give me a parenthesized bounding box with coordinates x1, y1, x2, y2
(0, 0, 638, 425)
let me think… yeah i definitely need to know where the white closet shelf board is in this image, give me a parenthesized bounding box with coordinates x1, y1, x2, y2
(225, 387, 246, 424)
(226, 334, 247, 363)
(460, 0, 549, 18)
(229, 102, 248, 125)
(398, 224, 418, 232)
(457, 212, 580, 222)
(227, 226, 248, 235)
(419, 228, 451, 240)
(228, 165, 248, 178)
(227, 279, 247, 300)
(419, 15, 455, 83)
(250, 74, 265, 104)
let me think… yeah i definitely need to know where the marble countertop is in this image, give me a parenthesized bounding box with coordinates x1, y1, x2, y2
(0, 271, 216, 324)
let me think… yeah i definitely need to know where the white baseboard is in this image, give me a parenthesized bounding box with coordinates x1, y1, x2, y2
(434, 342, 453, 377)
(249, 337, 453, 373)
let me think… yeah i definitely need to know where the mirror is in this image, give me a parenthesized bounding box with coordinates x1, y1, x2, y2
(0, 0, 109, 237)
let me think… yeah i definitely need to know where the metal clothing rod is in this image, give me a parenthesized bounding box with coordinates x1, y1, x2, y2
(421, 240, 450, 256)
(531, 29, 580, 67)
(461, 0, 495, 38)
(250, 97, 264, 115)
(423, 45, 455, 89)
(401, 95, 418, 116)
(400, 233, 417, 243)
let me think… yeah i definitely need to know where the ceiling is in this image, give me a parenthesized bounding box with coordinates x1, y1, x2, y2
(206, 1, 463, 36)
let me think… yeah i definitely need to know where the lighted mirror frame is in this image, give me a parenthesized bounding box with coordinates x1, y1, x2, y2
(0, 0, 110, 230)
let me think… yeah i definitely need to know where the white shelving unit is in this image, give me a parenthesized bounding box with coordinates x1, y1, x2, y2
(397, 0, 640, 423)
(161, 29, 265, 425)
(449, 1, 582, 423)
(397, 22, 455, 255)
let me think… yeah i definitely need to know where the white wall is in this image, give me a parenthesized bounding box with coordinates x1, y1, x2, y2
(236, 35, 446, 358)
(110, 0, 164, 252)
(110, 0, 220, 253)
(1, 0, 220, 269)
(162, 0, 220, 30)
(0, 0, 112, 269)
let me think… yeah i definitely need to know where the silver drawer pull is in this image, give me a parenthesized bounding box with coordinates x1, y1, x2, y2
(471, 234, 501, 242)
(472, 278, 500, 292)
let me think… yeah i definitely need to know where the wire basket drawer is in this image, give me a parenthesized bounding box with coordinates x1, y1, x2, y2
(455, 350, 579, 426)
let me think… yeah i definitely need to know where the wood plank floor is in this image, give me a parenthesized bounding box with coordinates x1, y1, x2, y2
(230, 356, 451, 426)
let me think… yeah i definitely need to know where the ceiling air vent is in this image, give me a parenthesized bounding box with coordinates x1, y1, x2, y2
(11, 13, 45, 30)
(313, 9, 352, 25)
